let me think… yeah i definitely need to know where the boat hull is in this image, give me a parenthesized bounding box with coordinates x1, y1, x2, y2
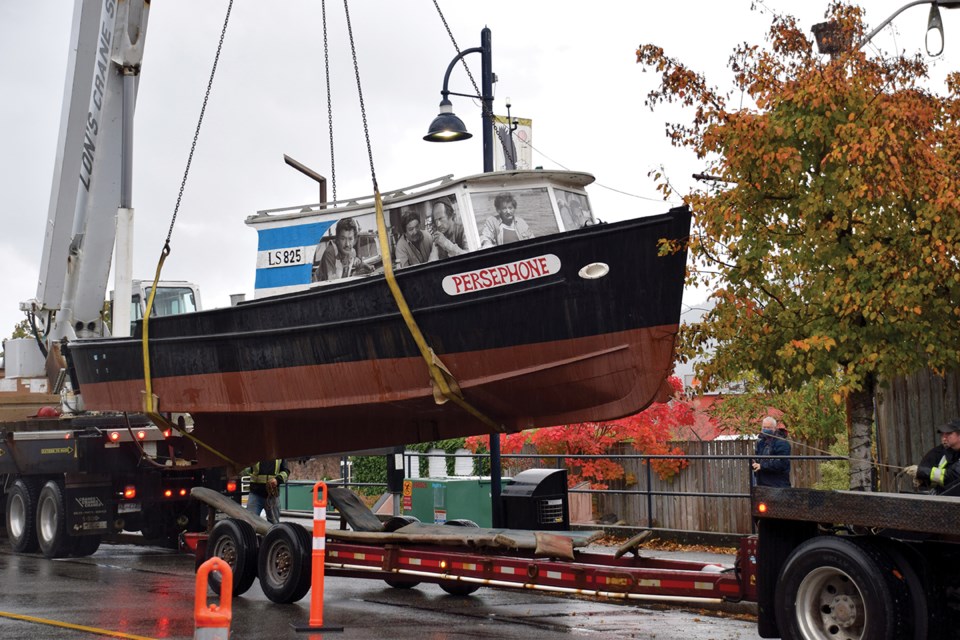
(68, 208, 690, 466)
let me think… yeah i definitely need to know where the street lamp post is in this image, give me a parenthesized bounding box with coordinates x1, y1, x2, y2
(813, 0, 960, 56)
(424, 27, 504, 528)
(424, 27, 495, 173)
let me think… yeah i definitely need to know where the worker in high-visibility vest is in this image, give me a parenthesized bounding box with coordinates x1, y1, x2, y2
(242, 459, 290, 523)
(905, 419, 960, 494)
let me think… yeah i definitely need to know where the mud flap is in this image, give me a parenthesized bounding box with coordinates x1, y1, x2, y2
(64, 479, 111, 536)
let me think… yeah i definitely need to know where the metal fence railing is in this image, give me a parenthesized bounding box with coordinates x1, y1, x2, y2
(280, 447, 843, 535)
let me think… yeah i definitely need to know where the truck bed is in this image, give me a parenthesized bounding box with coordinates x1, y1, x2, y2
(753, 486, 960, 538)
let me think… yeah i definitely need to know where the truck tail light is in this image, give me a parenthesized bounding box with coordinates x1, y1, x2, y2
(757, 502, 768, 514)
(163, 429, 172, 438)
(109, 431, 121, 442)
(136, 430, 147, 440)
(226, 480, 238, 493)
(179, 488, 188, 497)
(164, 489, 173, 498)
(123, 486, 136, 499)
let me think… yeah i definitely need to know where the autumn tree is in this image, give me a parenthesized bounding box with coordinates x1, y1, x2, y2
(638, 3, 960, 490)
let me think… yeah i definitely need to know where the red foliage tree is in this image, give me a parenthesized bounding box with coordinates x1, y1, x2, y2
(466, 377, 694, 488)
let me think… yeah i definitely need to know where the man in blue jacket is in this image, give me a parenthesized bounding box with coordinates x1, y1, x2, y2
(752, 416, 791, 487)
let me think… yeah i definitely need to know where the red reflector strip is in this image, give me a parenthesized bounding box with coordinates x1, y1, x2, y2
(327, 550, 383, 563)
(399, 557, 443, 569)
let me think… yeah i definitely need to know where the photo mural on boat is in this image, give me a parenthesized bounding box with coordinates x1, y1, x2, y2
(385, 195, 469, 267)
(311, 214, 381, 282)
(250, 174, 594, 299)
(555, 189, 595, 230)
(471, 188, 559, 247)
(254, 211, 382, 296)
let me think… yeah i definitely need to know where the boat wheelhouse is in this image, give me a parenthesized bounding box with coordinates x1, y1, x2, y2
(247, 170, 596, 299)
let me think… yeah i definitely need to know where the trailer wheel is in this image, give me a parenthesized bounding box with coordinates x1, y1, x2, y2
(439, 581, 480, 596)
(444, 519, 479, 528)
(438, 519, 481, 594)
(383, 515, 420, 532)
(775, 536, 908, 640)
(207, 518, 258, 597)
(37, 480, 71, 559)
(384, 578, 421, 589)
(6, 478, 40, 553)
(258, 523, 312, 604)
(70, 534, 102, 557)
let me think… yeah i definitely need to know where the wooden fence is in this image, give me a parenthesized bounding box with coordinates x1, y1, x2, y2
(876, 369, 960, 491)
(584, 439, 828, 535)
(476, 438, 828, 535)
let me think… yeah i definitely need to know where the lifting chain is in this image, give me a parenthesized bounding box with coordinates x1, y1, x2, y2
(322, 0, 337, 202)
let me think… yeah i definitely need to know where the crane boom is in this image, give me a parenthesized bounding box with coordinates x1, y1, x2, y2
(22, 0, 149, 344)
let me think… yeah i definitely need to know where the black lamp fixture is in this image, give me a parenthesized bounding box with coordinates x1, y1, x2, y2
(818, 0, 960, 55)
(424, 27, 495, 173)
(927, 1, 947, 55)
(423, 98, 472, 141)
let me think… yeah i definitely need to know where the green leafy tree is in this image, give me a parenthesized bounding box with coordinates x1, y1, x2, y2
(709, 374, 846, 442)
(10, 319, 31, 339)
(638, 3, 960, 490)
(350, 438, 467, 496)
(1, 319, 32, 359)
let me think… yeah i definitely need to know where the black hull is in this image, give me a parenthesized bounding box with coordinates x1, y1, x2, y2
(68, 207, 690, 465)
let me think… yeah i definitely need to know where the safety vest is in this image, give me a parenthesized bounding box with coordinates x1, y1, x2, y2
(248, 460, 288, 485)
(931, 455, 949, 486)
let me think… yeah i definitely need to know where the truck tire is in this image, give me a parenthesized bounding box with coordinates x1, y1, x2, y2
(37, 480, 72, 558)
(874, 542, 928, 640)
(257, 523, 312, 604)
(775, 536, 909, 640)
(207, 518, 258, 597)
(6, 478, 40, 553)
(70, 534, 102, 557)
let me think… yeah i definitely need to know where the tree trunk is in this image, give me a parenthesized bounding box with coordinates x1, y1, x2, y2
(847, 379, 875, 491)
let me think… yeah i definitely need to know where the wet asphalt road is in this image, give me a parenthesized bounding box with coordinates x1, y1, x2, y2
(0, 543, 762, 640)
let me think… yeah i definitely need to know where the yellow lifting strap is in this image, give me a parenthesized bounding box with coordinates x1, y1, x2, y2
(141, 244, 241, 468)
(372, 191, 505, 433)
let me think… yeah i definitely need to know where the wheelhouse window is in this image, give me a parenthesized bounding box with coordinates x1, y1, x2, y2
(470, 187, 558, 249)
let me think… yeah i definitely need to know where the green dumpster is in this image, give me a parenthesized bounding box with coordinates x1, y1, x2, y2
(279, 480, 317, 511)
(402, 477, 505, 527)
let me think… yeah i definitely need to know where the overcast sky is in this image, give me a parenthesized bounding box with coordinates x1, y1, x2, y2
(2, 1, 958, 342)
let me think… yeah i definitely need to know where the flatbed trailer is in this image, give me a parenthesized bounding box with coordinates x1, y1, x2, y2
(322, 536, 753, 603)
(191, 482, 960, 639)
(186, 486, 758, 609)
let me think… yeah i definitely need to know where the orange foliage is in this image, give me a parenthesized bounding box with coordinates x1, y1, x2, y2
(465, 377, 694, 488)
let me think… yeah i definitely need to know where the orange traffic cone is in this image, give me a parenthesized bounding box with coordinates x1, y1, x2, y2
(195, 557, 232, 640)
(293, 481, 343, 633)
